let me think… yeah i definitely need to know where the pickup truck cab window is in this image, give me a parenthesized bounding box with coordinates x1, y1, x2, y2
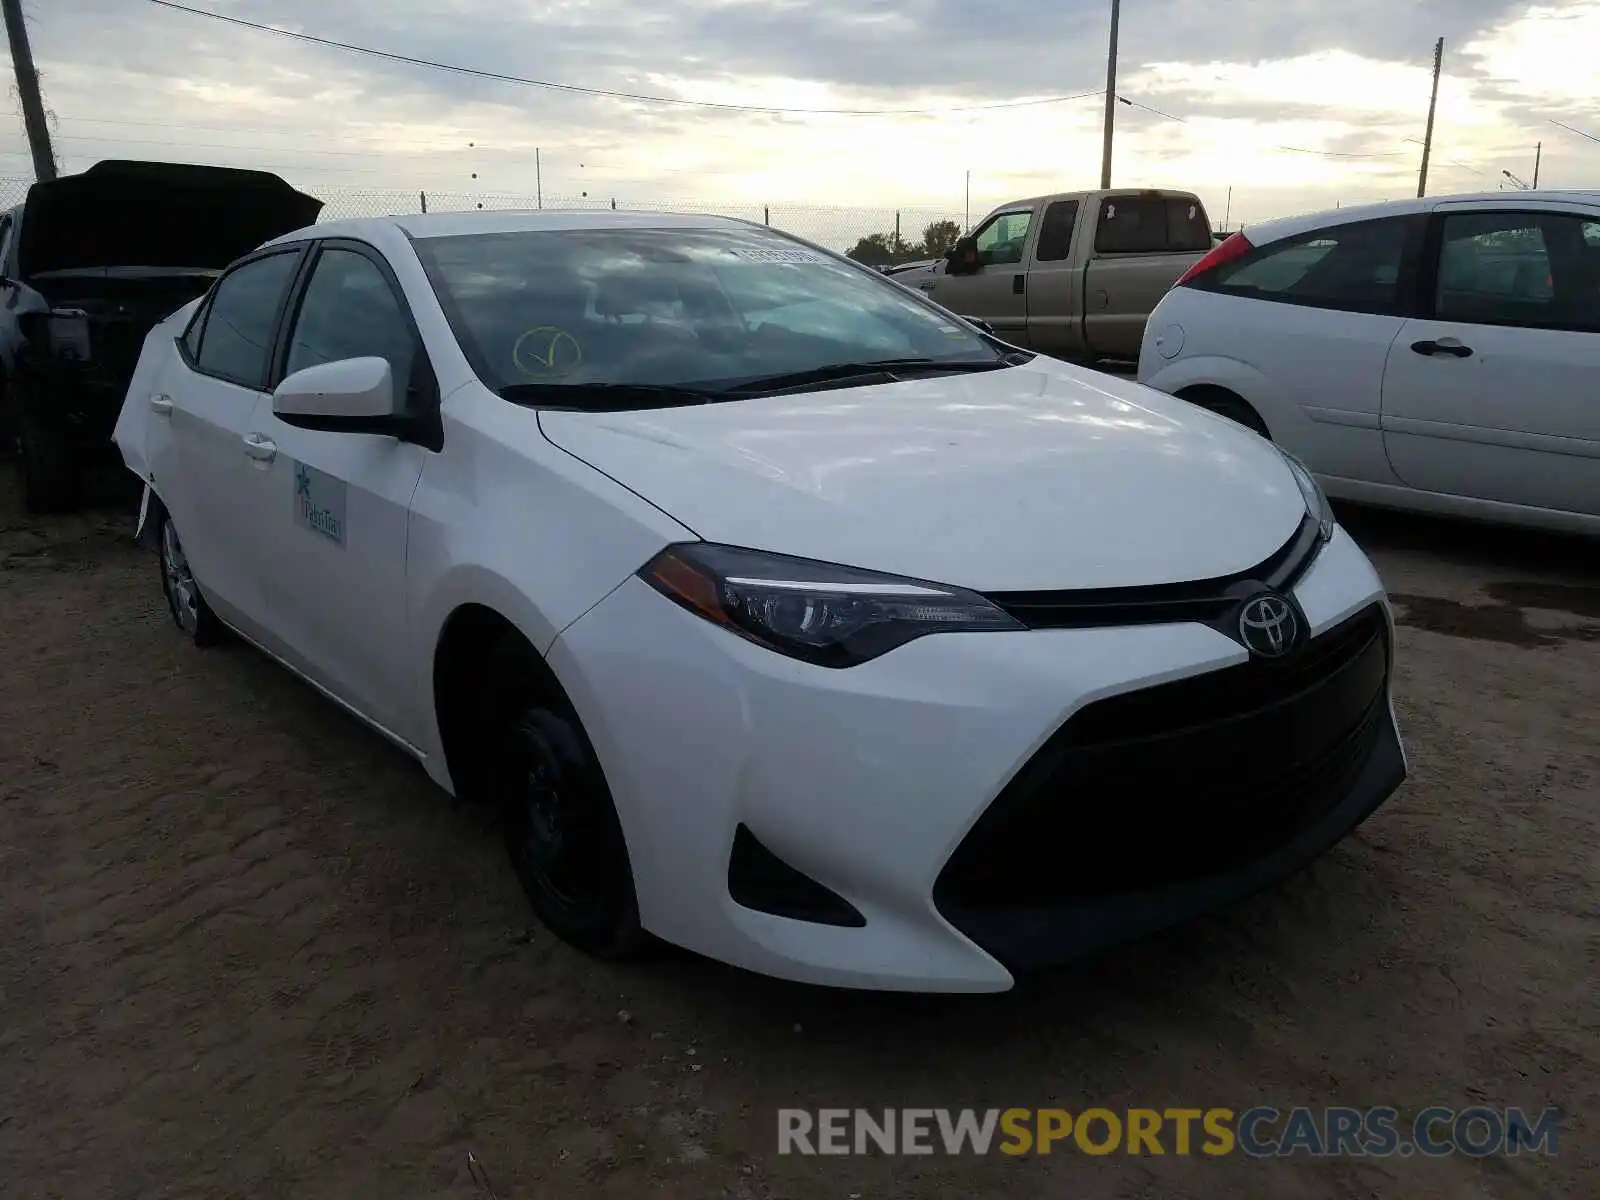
(974, 211, 1033, 265)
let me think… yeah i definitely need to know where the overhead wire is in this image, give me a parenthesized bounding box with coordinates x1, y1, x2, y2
(142, 0, 1105, 117)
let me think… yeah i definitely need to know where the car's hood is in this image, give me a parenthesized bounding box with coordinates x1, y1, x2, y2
(538, 361, 1309, 591)
(17, 160, 323, 278)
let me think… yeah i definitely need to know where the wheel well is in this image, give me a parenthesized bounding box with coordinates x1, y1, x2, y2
(432, 604, 564, 803)
(1176, 384, 1271, 439)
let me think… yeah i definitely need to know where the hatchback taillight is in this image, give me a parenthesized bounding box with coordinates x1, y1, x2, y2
(1174, 231, 1253, 287)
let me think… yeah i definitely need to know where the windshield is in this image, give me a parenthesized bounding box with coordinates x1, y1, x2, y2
(412, 226, 1003, 402)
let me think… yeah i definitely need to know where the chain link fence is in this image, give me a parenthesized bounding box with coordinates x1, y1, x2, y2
(323, 188, 963, 256)
(0, 176, 961, 257)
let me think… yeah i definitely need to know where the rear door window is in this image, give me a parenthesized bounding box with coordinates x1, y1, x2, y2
(1034, 200, 1081, 263)
(1095, 196, 1212, 253)
(1201, 216, 1417, 315)
(192, 250, 303, 388)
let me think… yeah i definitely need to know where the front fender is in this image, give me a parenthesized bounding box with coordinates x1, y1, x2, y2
(1139, 353, 1276, 407)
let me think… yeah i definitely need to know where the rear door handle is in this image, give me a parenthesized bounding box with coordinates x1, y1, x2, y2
(149, 394, 174, 416)
(1410, 339, 1473, 358)
(242, 433, 277, 463)
(1012, 273, 1026, 295)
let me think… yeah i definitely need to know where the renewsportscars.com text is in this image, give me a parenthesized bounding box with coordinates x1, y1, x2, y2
(777, 1106, 1561, 1158)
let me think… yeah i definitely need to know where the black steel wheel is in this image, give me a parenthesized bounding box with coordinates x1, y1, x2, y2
(484, 638, 644, 958)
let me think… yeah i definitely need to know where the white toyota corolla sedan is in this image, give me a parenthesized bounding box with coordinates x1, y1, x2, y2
(112, 210, 1406, 992)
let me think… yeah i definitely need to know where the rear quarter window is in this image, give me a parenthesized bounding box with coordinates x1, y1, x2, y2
(1096, 196, 1212, 254)
(1198, 215, 1418, 316)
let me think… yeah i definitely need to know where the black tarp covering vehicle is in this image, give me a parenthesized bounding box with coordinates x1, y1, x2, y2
(0, 160, 322, 511)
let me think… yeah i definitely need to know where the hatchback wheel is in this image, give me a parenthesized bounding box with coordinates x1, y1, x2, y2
(159, 512, 222, 646)
(484, 638, 644, 958)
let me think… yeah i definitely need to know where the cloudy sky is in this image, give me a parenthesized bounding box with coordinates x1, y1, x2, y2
(10, 0, 1600, 237)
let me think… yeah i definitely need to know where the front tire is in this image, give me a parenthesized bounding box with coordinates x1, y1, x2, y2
(482, 636, 645, 958)
(158, 512, 222, 647)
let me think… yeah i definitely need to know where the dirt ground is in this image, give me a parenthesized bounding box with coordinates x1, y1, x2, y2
(0, 469, 1595, 1200)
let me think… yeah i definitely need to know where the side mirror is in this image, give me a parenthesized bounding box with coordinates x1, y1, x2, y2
(272, 357, 405, 435)
(945, 237, 981, 276)
(967, 318, 996, 337)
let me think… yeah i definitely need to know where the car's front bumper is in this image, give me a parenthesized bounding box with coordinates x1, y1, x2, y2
(549, 526, 1405, 992)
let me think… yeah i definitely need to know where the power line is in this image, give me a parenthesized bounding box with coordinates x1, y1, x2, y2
(1117, 95, 1186, 124)
(1275, 145, 1405, 160)
(1115, 91, 1405, 159)
(1549, 118, 1599, 145)
(47, 123, 796, 179)
(49, 131, 466, 159)
(142, 0, 1105, 117)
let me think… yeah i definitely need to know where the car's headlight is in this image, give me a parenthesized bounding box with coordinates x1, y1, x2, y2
(638, 543, 1023, 667)
(1280, 449, 1335, 543)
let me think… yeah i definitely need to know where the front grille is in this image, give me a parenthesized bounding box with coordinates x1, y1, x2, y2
(983, 514, 1323, 635)
(934, 603, 1389, 913)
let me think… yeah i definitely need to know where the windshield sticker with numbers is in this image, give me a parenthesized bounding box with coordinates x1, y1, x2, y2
(294, 461, 346, 546)
(727, 246, 826, 264)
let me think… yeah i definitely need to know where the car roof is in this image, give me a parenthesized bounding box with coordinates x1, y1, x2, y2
(1242, 190, 1600, 245)
(264, 207, 758, 248)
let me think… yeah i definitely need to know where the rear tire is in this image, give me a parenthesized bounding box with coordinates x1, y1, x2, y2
(1181, 387, 1271, 439)
(16, 411, 81, 513)
(158, 511, 223, 647)
(480, 635, 646, 959)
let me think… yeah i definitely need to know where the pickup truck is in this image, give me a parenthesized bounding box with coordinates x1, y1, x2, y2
(889, 188, 1213, 362)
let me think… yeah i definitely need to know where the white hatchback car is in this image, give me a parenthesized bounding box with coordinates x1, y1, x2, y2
(1138, 192, 1600, 536)
(113, 210, 1405, 992)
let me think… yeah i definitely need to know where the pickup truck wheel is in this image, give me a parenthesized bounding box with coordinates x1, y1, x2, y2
(1180, 387, 1271, 440)
(15, 411, 81, 514)
(483, 636, 646, 959)
(0, 375, 15, 463)
(158, 512, 223, 647)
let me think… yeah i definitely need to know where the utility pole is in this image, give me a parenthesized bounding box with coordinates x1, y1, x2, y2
(964, 169, 970, 231)
(1100, 0, 1121, 189)
(2, 0, 58, 181)
(1533, 141, 1542, 189)
(1416, 37, 1444, 199)
(535, 147, 542, 209)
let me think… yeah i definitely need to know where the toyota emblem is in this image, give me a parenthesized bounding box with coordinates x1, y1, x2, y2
(1238, 593, 1300, 658)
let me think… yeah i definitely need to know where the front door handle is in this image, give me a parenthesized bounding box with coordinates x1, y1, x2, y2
(1012, 273, 1026, 295)
(1411, 338, 1473, 358)
(149, 394, 174, 416)
(242, 433, 277, 463)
